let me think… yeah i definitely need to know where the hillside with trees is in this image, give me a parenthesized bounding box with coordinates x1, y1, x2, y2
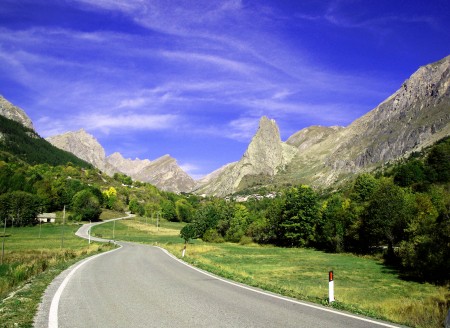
(0, 154, 196, 228)
(0, 115, 91, 168)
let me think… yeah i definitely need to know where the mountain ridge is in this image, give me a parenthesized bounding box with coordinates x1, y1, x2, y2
(197, 55, 450, 196)
(1, 55, 449, 196)
(46, 129, 196, 193)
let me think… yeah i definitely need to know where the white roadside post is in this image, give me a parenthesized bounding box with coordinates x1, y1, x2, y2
(182, 243, 186, 257)
(329, 271, 335, 303)
(88, 221, 91, 244)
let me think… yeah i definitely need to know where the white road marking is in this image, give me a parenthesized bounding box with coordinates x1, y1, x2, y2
(48, 245, 122, 328)
(157, 247, 402, 328)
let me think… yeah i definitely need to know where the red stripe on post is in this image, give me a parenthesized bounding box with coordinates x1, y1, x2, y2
(329, 271, 333, 282)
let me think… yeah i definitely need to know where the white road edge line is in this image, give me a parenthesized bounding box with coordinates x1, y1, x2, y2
(156, 246, 402, 328)
(48, 245, 123, 328)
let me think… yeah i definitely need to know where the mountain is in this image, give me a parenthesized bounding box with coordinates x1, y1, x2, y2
(286, 126, 344, 151)
(133, 155, 197, 193)
(0, 114, 91, 168)
(0, 95, 34, 130)
(196, 55, 450, 196)
(47, 129, 196, 192)
(47, 129, 117, 175)
(195, 116, 297, 196)
(107, 152, 195, 193)
(106, 152, 151, 176)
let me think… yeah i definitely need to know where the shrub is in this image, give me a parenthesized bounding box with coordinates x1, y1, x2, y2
(202, 229, 225, 243)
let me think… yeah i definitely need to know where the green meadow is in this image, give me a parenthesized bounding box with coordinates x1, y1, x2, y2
(0, 210, 121, 327)
(96, 217, 449, 328)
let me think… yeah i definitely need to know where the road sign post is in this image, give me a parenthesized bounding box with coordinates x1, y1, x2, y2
(329, 271, 334, 303)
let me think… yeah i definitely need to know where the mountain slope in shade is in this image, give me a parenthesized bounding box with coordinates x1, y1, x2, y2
(0, 95, 34, 130)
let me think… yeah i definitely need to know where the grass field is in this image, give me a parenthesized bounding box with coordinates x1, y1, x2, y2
(0, 210, 123, 327)
(95, 217, 449, 328)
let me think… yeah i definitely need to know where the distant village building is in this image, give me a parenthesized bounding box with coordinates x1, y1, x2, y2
(37, 213, 56, 223)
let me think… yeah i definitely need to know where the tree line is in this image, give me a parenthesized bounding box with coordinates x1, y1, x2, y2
(180, 137, 450, 284)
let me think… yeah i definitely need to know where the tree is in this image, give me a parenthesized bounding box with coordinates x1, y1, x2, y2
(102, 187, 117, 210)
(175, 199, 194, 222)
(225, 204, 249, 242)
(393, 159, 425, 187)
(161, 199, 177, 222)
(129, 198, 144, 216)
(398, 191, 450, 283)
(0, 191, 41, 226)
(180, 224, 199, 243)
(361, 178, 411, 256)
(351, 173, 378, 202)
(426, 138, 450, 183)
(71, 189, 102, 221)
(317, 194, 349, 252)
(189, 199, 233, 239)
(279, 186, 320, 247)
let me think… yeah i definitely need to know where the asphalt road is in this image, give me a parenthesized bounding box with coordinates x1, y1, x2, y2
(35, 219, 405, 328)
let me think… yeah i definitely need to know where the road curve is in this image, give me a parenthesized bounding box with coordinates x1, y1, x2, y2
(35, 234, 405, 327)
(35, 247, 400, 328)
(75, 213, 135, 242)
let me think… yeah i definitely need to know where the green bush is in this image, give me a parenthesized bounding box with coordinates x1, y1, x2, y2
(202, 229, 225, 243)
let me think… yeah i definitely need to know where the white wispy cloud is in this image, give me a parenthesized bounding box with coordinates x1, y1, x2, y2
(161, 51, 257, 75)
(38, 112, 179, 138)
(0, 2, 399, 148)
(76, 113, 180, 133)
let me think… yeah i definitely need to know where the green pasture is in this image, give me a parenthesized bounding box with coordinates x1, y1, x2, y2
(0, 211, 122, 327)
(90, 216, 186, 245)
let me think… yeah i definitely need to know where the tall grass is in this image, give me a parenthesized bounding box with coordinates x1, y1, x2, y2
(0, 217, 120, 327)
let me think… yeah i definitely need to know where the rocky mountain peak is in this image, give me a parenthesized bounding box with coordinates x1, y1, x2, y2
(194, 116, 297, 196)
(46, 129, 117, 175)
(134, 154, 196, 193)
(0, 95, 34, 130)
(107, 152, 151, 176)
(242, 116, 295, 176)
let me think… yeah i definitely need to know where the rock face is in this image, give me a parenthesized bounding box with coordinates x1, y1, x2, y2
(107, 152, 151, 177)
(286, 126, 344, 151)
(194, 116, 297, 196)
(197, 55, 450, 195)
(0, 95, 34, 130)
(279, 54, 450, 187)
(47, 130, 196, 193)
(47, 129, 117, 175)
(134, 155, 197, 193)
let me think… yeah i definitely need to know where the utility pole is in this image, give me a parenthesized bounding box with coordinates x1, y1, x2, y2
(156, 212, 160, 232)
(1, 216, 6, 265)
(60, 205, 65, 249)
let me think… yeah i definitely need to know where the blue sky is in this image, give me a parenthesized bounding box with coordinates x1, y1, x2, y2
(1, 0, 449, 179)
